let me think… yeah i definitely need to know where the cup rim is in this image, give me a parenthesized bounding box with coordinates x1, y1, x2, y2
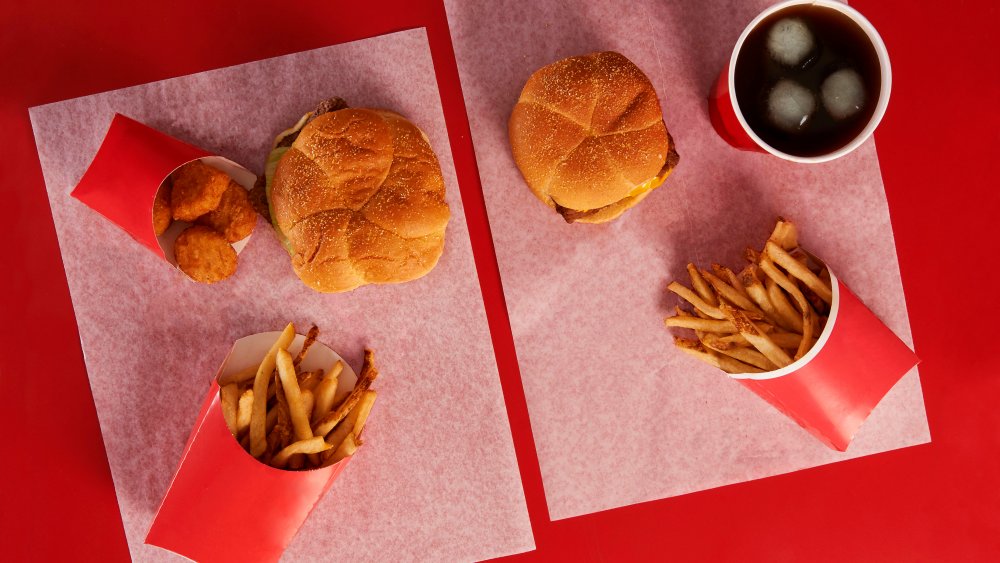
(727, 0, 892, 163)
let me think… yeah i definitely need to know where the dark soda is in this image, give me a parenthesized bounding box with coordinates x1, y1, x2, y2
(734, 4, 882, 157)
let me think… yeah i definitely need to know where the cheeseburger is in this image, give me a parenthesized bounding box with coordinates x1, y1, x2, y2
(258, 98, 450, 293)
(509, 51, 679, 223)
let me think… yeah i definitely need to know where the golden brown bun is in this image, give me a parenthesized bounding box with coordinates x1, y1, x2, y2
(508, 51, 678, 224)
(271, 108, 450, 293)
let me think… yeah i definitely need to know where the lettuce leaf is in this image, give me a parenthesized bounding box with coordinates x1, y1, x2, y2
(265, 112, 311, 254)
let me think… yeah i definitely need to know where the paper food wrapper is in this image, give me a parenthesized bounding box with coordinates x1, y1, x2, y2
(72, 113, 256, 273)
(30, 28, 532, 561)
(446, 0, 930, 520)
(728, 273, 919, 451)
(146, 332, 357, 563)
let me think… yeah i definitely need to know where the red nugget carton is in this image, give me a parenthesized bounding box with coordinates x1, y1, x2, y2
(729, 271, 919, 451)
(146, 331, 360, 563)
(72, 113, 256, 276)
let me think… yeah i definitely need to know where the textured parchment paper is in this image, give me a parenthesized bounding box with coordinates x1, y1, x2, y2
(445, 0, 930, 520)
(30, 28, 533, 561)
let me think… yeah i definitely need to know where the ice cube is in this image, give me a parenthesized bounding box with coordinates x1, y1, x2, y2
(767, 18, 815, 67)
(767, 79, 816, 132)
(822, 68, 866, 119)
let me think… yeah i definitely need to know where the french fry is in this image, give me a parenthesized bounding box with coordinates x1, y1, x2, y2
(667, 281, 724, 319)
(715, 264, 751, 300)
(740, 265, 795, 331)
(300, 390, 315, 423)
(759, 255, 816, 359)
(297, 369, 322, 392)
(217, 365, 258, 386)
(714, 331, 804, 349)
(302, 387, 319, 466)
(765, 241, 832, 304)
(768, 218, 798, 250)
(701, 270, 763, 315)
(687, 263, 717, 305)
(220, 384, 240, 437)
(293, 325, 320, 367)
(265, 403, 279, 434)
(350, 390, 377, 438)
(322, 433, 361, 467)
(312, 360, 343, 424)
(276, 348, 314, 443)
(697, 331, 736, 350)
(323, 420, 352, 457)
(764, 276, 804, 332)
(250, 323, 296, 457)
(700, 333, 778, 371)
(221, 322, 379, 470)
(718, 302, 793, 368)
(673, 337, 762, 374)
(744, 247, 760, 264)
(664, 316, 736, 333)
(236, 388, 253, 437)
(313, 350, 379, 437)
(271, 436, 332, 469)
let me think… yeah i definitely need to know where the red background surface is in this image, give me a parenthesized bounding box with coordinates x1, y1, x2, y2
(2, 0, 997, 560)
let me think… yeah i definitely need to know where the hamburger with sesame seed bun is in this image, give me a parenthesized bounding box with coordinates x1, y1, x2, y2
(256, 98, 450, 293)
(508, 51, 679, 224)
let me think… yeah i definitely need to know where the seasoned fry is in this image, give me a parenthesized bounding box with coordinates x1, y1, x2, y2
(718, 302, 793, 368)
(276, 348, 314, 444)
(673, 337, 762, 374)
(687, 263, 717, 305)
(322, 433, 361, 467)
(313, 350, 379, 437)
(700, 333, 778, 371)
(768, 218, 798, 250)
(220, 384, 240, 436)
(236, 389, 254, 436)
(300, 390, 315, 423)
(250, 323, 296, 458)
(665, 316, 736, 333)
(664, 218, 831, 373)
(667, 281, 724, 319)
(271, 437, 332, 469)
(765, 241, 832, 304)
(715, 264, 751, 301)
(350, 390, 377, 438)
(265, 403, 279, 434)
(740, 265, 797, 331)
(701, 270, 763, 315)
(764, 276, 804, 332)
(219, 323, 378, 470)
(312, 361, 344, 424)
(716, 331, 804, 350)
(297, 369, 323, 392)
(759, 255, 816, 359)
(293, 325, 320, 367)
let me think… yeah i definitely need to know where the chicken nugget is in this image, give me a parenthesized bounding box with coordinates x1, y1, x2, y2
(152, 180, 173, 235)
(170, 160, 230, 222)
(196, 180, 257, 242)
(174, 226, 237, 283)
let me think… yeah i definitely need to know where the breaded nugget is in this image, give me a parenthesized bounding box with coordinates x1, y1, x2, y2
(152, 180, 173, 235)
(170, 160, 231, 222)
(174, 226, 237, 283)
(196, 180, 257, 242)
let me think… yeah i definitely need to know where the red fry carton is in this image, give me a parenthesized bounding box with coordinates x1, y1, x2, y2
(729, 272, 919, 451)
(146, 331, 360, 563)
(71, 113, 257, 272)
